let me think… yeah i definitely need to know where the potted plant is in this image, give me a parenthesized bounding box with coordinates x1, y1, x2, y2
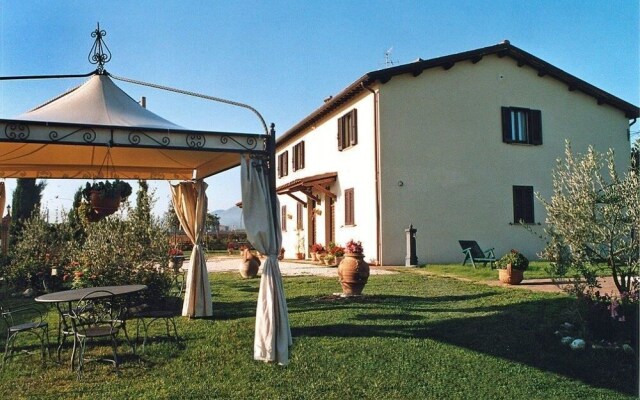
(496, 249, 529, 285)
(337, 240, 370, 295)
(324, 253, 336, 266)
(310, 243, 325, 262)
(168, 247, 185, 273)
(82, 179, 133, 219)
(327, 242, 345, 265)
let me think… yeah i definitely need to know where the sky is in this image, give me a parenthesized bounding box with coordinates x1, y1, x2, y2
(0, 0, 638, 219)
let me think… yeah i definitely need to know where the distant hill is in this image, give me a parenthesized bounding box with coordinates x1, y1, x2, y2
(213, 206, 244, 230)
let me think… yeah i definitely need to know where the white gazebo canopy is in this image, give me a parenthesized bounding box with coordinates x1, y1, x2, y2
(0, 73, 263, 180)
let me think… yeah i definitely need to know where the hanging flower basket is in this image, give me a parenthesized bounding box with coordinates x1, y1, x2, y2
(82, 180, 132, 221)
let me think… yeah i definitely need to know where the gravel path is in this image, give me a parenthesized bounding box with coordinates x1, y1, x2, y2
(206, 256, 624, 295)
(206, 256, 396, 277)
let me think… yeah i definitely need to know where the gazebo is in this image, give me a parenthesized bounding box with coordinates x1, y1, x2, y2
(0, 26, 291, 365)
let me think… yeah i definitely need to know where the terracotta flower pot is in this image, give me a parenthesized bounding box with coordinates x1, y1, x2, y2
(337, 253, 370, 295)
(498, 264, 524, 285)
(89, 190, 121, 216)
(239, 258, 260, 279)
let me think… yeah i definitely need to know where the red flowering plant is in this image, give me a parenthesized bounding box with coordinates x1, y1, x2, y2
(168, 247, 184, 257)
(345, 240, 363, 254)
(310, 243, 325, 253)
(327, 242, 345, 257)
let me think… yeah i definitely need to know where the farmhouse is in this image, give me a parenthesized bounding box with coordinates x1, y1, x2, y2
(275, 40, 639, 265)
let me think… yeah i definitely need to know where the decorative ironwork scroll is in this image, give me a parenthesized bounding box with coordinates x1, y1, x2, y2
(220, 135, 258, 151)
(128, 130, 170, 146)
(187, 134, 206, 148)
(4, 123, 30, 140)
(49, 127, 97, 143)
(88, 23, 111, 74)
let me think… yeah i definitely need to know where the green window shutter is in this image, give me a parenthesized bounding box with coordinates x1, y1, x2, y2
(513, 186, 534, 223)
(528, 109, 542, 145)
(501, 107, 512, 143)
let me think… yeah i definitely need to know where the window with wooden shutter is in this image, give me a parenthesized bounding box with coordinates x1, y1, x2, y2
(292, 141, 305, 171)
(338, 109, 358, 151)
(281, 205, 287, 231)
(513, 186, 534, 223)
(277, 151, 288, 178)
(501, 107, 542, 145)
(296, 202, 304, 230)
(344, 188, 355, 226)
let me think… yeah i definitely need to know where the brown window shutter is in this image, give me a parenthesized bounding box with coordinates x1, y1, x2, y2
(281, 205, 287, 231)
(300, 141, 305, 169)
(292, 146, 298, 172)
(277, 154, 282, 178)
(528, 110, 543, 145)
(350, 109, 358, 146)
(338, 117, 344, 151)
(345, 188, 354, 225)
(297, 202, 303, 230)
(284, 151, 288, 176)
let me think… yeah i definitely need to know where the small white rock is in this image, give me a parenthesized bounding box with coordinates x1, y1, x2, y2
(570, 339, 586, 351)
(561, 336, 574, 346)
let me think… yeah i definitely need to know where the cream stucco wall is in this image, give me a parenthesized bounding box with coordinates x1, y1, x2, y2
(277, 93, 378, 260)
(377, 55, 631, 264)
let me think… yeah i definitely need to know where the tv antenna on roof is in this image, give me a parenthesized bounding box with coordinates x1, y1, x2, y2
(384, 47, 396, 68)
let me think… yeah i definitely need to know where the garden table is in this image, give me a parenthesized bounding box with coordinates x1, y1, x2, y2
(35, 285, 147, 366)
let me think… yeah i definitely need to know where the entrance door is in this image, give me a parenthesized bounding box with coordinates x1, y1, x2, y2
(325, 197, 335, 245)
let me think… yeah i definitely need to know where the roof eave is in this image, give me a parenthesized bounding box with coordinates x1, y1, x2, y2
(278, 41, 639, 145)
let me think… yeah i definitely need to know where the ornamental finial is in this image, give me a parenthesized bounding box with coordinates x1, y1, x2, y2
(88, 23, 111, 74)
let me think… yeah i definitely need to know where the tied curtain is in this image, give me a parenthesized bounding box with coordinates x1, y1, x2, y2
(170, 180, 212, 317)
(0, 182, 4, 218)
(240, 155, 291, 365)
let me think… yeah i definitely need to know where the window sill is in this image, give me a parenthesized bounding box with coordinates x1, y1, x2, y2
(503, 142, 541, 146)
(509, 222, 541, 226)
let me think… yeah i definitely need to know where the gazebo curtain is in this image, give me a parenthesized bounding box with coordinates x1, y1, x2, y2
(0, 182, 5, 218)
(170, 180, 212, 317)
(240, 155, 291, 365)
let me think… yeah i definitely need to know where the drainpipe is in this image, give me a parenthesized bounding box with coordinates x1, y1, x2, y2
(362, 83, 382, 265)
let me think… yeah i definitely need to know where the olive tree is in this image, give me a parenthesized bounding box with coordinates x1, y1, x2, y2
(538, 141, 639, 295)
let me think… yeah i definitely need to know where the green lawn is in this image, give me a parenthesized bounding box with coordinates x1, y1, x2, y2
(0, 271, 637, 399)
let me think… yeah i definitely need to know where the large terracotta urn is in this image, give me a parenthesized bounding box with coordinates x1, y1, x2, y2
(498, 264, 524, 285)
(337, 253, 370, 295)
(240, 249, 261, 279)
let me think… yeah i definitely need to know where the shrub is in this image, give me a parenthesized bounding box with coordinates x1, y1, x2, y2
(495, 249, 529, 271)
(72, 205, 171, 301)
(6, 211, 78, 290)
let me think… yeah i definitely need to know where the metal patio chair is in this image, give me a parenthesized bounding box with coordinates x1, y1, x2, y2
(1, 302, 50, 366)
(68, 290, 122, 379)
